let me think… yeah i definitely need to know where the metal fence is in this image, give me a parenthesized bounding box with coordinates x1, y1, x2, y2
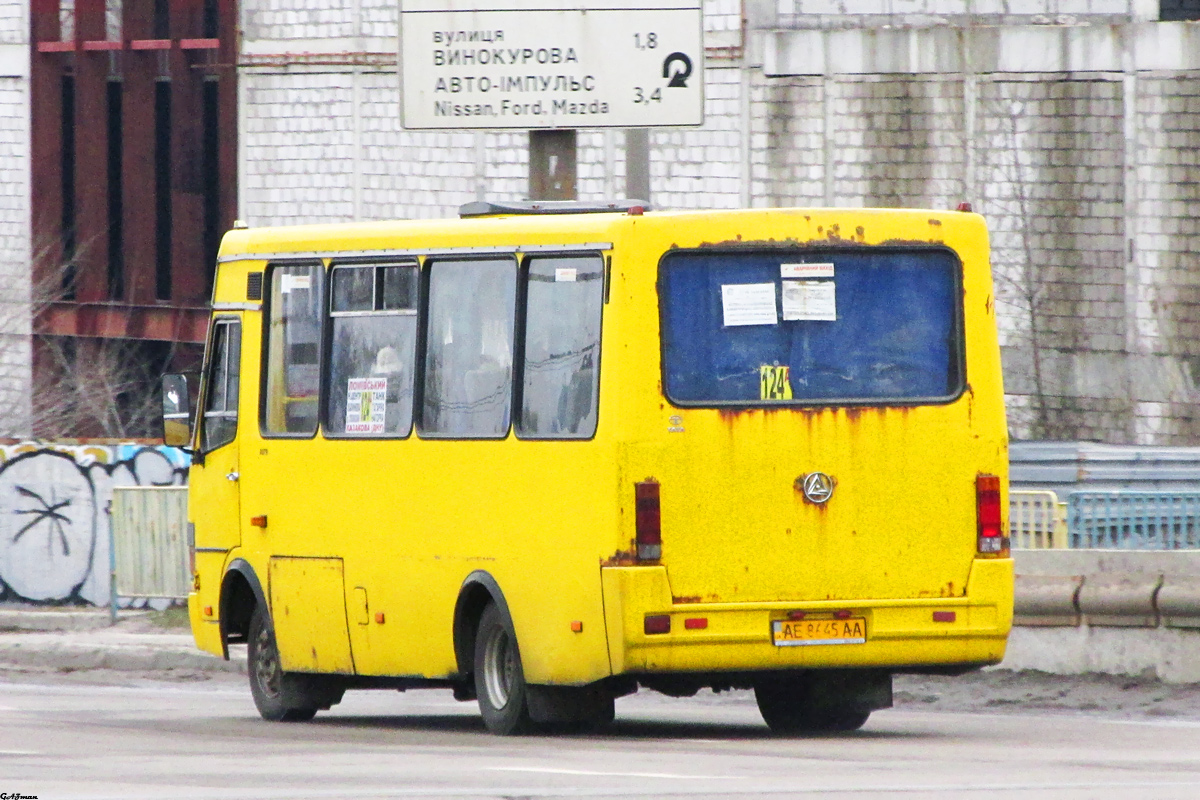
(110, 486, 190, 601)
(1010, 490, 1068, 549)
(1067, 492, 1200, 550)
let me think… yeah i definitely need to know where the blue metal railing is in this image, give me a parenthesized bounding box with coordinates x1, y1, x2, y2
(1067, 492, 1200, 549)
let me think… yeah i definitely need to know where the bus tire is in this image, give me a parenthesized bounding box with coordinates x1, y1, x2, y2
(247, 605, 323, 722)
(474, 602, 534, 735)
(754, 679, 871, 735)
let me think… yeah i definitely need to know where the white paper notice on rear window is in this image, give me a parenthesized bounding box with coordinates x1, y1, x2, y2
(721, 283, 778, 327)
(782, 280, 837, 321)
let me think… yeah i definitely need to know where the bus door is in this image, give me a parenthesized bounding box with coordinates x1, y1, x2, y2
(191, 316, 243, 557)
(252, 262, 355, 675)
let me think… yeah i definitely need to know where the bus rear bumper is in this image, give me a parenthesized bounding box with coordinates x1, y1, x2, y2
(601, 559, 1013, 676)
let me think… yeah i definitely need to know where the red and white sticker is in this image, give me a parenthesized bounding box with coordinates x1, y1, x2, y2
(781, 263, 835, 279)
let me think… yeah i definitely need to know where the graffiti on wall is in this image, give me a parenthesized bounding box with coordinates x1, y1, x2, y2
(0, 443, 190, 605)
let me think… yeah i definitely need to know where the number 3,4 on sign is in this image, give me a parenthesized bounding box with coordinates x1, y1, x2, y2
(633, 50, 694, 105)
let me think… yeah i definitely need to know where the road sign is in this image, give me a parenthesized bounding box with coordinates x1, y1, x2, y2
(400, 0, 704, 130)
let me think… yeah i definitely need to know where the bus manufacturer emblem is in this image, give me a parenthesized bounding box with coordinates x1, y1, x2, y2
(799, 472, 834, 504)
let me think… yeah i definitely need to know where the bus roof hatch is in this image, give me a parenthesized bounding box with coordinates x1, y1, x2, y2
(459, 200, 651, 218)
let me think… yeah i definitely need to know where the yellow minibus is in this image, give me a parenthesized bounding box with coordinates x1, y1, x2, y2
(164, 201, 1012, 735)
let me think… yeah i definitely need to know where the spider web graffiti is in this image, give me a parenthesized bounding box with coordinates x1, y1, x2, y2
(0, 445, 189, 604)
(0, 450, 96, 602)
(13, 484, 74, 558)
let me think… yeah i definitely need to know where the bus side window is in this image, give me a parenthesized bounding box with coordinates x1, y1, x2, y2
(420, 257, 517, 438)
(202, 318, 240, 452)
(325, 263, 419, 438)
(263, 262, 324, 435)
(517, 255, 603, 439)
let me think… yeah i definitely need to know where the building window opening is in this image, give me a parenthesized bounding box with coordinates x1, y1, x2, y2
(107, 78, 124, 300)
(155, 79, 172, 301)
(61, 73, 76, 300)
(203, 0, 219, 38)
(153, 0, 169, 39)
(202, 78, 220, 295)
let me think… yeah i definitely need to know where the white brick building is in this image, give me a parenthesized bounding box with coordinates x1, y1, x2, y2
(12, 0, 1200, 443)
(0, 0, 30, 437)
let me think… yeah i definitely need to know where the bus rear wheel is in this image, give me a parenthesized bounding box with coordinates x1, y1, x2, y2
(248, 606, 338, 722)
(474, 603, 534, 735)
(754, 671, 884, 735)
(756, 697, 870, 734)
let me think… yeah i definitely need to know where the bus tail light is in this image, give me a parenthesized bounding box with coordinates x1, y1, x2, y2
(976, 474, 1008, 557)
(635, 480, 661, 561)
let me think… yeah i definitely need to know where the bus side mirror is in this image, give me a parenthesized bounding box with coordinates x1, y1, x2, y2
(162, 373, 195, 448)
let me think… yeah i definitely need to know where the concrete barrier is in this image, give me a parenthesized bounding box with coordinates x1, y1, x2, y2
(1012, 574, 1081, 626)
(1157, 576, 1200, 630)
(1005, 550, 1200, 681)
(1077, 574, 1161, 628)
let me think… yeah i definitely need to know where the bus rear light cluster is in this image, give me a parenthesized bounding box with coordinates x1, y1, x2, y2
(635, 480, 662, 561)
(976, 474, 1009, 557)
(644, 614, 671, 635)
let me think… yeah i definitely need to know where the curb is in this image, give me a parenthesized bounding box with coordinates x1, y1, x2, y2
(0, 609, 134, 632)
(0, 631, 247, 675)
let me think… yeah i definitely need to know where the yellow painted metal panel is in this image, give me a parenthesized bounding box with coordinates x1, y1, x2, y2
(188, 313, 242, 556)
(268, 557, 355, 674)
(601, 561, 1011, 674)
(188, 593, 224, 658)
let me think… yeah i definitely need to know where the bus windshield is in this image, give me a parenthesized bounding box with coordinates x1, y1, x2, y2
(659, 248, 963, 406)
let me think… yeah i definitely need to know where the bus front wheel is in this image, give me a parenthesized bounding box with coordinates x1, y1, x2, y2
(248, 606, 338, 722)
(474, 603, 534, 735)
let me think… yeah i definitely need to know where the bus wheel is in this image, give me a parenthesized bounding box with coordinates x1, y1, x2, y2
(474, 603, 534, 735)
(247, 606, 319, 722)
(754, 680, 871, 734)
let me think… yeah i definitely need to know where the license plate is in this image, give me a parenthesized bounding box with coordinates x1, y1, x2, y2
(772, 617, 866, 647)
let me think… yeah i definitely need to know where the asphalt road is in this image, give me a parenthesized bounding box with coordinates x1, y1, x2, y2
(4, 670, 1200, 800)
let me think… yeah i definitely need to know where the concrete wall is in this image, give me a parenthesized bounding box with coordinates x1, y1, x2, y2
(1006, 550, 1200, 682)
(762, 24, 1200, 444)
(770, 0, 1159, 22)
(0, 442, 189, 606)
(0, 0, 31, 438)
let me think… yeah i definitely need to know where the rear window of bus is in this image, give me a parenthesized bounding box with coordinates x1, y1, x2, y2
(659, 248, 963, 406)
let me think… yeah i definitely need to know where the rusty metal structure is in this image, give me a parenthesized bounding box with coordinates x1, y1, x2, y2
(29, 0, 237, 435)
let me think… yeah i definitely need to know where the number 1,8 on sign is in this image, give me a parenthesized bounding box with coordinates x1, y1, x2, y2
(634, 32, 658, 49)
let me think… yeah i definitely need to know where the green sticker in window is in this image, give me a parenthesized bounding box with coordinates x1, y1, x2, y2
(760, 365, 793, 400)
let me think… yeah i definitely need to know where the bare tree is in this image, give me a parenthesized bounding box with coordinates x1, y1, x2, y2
(985, 97, 1061, 440)
(0, 234, 181, 440)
